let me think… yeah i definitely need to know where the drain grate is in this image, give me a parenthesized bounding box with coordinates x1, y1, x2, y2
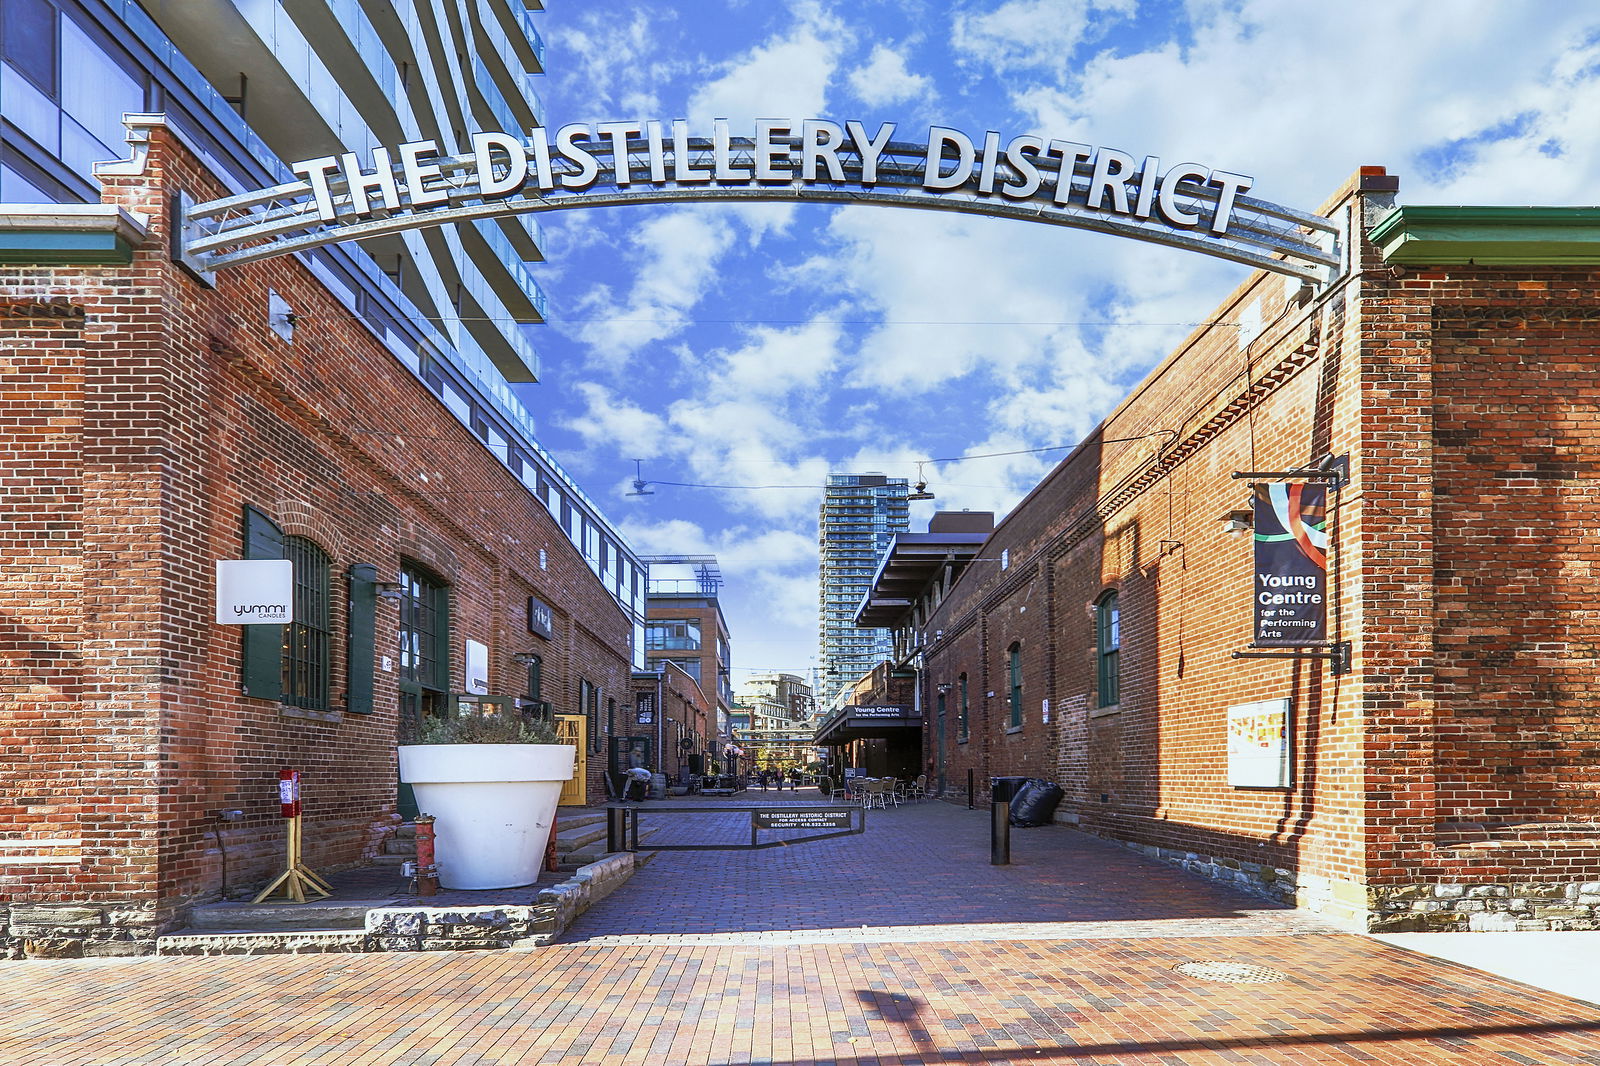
(1172, 960, 1288, 984)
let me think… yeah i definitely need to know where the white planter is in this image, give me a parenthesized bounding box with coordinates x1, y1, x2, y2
(397, 744, 576, 890)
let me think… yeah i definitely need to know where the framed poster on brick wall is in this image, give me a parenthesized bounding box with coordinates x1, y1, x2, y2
(1227, 698, 1291, 788)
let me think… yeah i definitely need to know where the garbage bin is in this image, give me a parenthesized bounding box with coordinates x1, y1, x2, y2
(990, 776, 1029, 803)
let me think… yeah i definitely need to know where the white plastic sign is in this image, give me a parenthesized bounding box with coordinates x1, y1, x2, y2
(216, 560, 293, 624)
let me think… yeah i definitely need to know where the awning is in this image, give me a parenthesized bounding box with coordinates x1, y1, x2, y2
(814, 704, 923, 746)
(854, 532, 989, 628)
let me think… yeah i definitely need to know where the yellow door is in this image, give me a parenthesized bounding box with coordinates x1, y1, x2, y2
(556, 715, 586, 806)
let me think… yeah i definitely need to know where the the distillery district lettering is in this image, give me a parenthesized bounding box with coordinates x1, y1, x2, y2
(288, 119, 1256, 235)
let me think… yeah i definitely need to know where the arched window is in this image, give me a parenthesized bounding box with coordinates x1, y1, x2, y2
(1007, 643, 1023, 728)
(282, 535, 331, 710)
(1096, 591, 1120, 708)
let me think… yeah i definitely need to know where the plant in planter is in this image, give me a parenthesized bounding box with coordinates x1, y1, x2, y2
(397, 707, 575, 890)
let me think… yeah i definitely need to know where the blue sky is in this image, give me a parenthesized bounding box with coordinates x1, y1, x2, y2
(511, 0, 1600, 686)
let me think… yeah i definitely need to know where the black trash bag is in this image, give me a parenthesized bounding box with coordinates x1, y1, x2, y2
(1006, 778, 1042, 820)
(1011, 778, 1064, 827)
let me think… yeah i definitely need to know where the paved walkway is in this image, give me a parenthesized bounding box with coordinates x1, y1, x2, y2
(2, 794, 1599, 1065)
(564, 793, 1339, 944)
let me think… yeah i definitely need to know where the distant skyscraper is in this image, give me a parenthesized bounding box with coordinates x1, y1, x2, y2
(817, 473, 909, 709)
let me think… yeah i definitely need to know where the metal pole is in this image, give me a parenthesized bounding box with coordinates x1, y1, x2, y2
(967, 768, 975, 809)
(607, 806, 626, 852)
(990, 799, 1010, 865)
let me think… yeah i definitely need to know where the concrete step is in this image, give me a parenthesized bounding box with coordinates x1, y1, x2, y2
(183, 899, 380, 932)
(156, 929, 369, 956)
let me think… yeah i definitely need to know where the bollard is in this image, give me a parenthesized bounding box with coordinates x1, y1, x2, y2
(414, 814, 439, 896)
(990, 800, 1010, 865)
(607, 806, 628, 852)
(967, 768, 975, 810)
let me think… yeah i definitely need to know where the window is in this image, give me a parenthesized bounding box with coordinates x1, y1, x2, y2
(646, 620, 701, 651)
(1096, 591, 1120, 708)
(398, 565, 448, 690)
(958, 673, 970, 741)
(1008, 643, 1023, 728)
(281, 536, 331, 710)
(2, 1, 145, 192)
(659, 657, 701, 683)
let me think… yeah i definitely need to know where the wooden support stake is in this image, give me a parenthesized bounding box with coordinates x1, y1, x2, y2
(251, 815, 332, 904)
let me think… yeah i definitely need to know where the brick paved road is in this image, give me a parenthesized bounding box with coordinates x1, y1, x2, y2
(2, 796, 1598, 1065)
(563, 796, 1340, 943)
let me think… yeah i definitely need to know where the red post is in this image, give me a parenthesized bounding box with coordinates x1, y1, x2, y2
(413, 814, 438, 896)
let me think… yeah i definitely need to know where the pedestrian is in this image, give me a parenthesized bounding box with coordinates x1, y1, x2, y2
(624, 764, 652, 802)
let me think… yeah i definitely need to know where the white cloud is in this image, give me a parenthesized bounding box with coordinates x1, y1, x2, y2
(556, 8, 688, 119)
(953, 0, 1128, 78)
(848, 44, 933, 107)
(688, 3, 849, 125)
(568, 207, 738, 369)
(558, 382, 670, 459)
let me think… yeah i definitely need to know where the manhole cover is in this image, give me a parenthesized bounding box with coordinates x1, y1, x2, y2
(1172, 960, 1288, 983)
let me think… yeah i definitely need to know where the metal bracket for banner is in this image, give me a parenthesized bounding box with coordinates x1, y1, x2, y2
(1232, 641, 1352, 676)
(1231, 453, 1348, 489)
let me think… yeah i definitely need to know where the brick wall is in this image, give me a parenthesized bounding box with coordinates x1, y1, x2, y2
(0, 124, 632, 956)
(916, 172, 1600, 930)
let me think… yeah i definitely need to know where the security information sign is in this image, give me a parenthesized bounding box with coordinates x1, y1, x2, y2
(1252, 482, 1328, 646)
(752, 810, 854, 831)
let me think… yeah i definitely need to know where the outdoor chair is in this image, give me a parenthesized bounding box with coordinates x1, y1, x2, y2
(861, 778, 897, 809)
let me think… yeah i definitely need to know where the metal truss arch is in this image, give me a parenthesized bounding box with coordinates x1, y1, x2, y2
(182, 133, 1343, 283)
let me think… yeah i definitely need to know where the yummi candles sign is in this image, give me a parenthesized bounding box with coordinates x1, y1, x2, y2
(1251, 482, 1328, 646)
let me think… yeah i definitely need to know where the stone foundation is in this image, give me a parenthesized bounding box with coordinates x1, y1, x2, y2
(2, 903, 164, 959)
(1367, 881, 1600, 933)
(1099, 826, 1600, 932)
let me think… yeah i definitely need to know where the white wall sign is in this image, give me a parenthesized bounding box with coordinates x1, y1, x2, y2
(215, 559, 292, 624)
(466, 639, 490, 695)
(1227, 698, 1292, 788)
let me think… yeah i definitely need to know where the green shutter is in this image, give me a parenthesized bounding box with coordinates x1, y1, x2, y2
(241, 506, 284, 701)
(347, 564, 378, 714)
(436, 584, 452, 691)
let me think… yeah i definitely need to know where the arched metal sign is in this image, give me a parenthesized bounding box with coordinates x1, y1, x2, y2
(181, 119, 1341, 282)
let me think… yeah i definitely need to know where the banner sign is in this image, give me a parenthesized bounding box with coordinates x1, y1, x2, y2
(1252, 482, 1328, 646)
(635, 690, 655, 725)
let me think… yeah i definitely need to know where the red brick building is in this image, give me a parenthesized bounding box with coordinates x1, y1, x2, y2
(0, 124, 633, 956)
(630, 662, 717, 790)
(865, 170, 1600, 931)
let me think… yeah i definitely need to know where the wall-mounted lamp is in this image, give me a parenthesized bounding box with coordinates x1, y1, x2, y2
(374, 581, 406, 601)
(936, 682, 953, 695)
(511, 652, 541, 665)
(1220, 509, 1253, 535)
